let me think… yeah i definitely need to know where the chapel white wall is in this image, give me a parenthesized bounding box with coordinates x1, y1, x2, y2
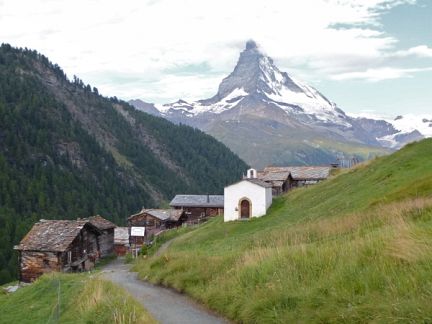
(224, 181, 271, 222)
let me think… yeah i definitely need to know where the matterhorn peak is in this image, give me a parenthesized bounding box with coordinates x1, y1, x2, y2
(151, 41, 347, 127)
(245, 39, 258, 51)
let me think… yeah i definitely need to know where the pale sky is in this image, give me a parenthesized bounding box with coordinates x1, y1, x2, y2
(1, 0, 431, 116)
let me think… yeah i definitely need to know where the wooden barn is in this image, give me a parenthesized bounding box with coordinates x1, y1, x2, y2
(169, 195, 224, 222)
(128, 209, 186, 244)
(255, 170, 294, 196)
(83, 215, 116, 258)
(114, 227, 130, 256)
(14, 220, 101, 283)
(258, 166, 331, 194)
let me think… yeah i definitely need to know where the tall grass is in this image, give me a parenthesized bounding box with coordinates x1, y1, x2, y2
(135, 139, 432, 323)
(0, 273, 156, 324)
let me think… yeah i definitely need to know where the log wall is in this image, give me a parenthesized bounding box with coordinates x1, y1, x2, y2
(19, 251, 60, 283)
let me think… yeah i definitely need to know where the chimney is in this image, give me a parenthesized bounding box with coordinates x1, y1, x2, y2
(207, 194, 210, 203)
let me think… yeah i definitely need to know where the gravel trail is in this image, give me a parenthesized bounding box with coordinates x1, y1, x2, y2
(102, 259, 229, 324)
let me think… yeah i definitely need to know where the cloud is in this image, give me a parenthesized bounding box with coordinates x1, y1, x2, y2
(331, 67, 432, 82)
(0, 0, 427, 102)
(393, 45, 432, 58)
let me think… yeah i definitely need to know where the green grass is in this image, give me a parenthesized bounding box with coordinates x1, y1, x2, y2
(142, 226, 197, 257)
(0, 272, 156, 324)
(94, 255, 118, 269)
(135, 138, 432, 323)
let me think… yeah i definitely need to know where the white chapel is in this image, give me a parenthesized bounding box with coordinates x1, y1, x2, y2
(224, 169, 273, 222)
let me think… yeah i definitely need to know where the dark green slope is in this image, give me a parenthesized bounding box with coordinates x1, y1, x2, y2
(0, 44, 247, 283)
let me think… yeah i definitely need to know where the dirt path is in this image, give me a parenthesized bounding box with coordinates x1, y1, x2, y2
(154, 238, 175, 257)
(102, 259, 229, 324)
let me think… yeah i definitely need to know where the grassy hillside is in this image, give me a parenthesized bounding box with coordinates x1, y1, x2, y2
(134, 139, 432, 323)
(0, 272, 155, 324)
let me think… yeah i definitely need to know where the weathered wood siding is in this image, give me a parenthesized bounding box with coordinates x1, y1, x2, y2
(114, 244, 128, 256)
(128, 213, 164, 244)
(19, 251, 60, 283)
(98, 228, 114, 257)
(178, 207, 223, 221)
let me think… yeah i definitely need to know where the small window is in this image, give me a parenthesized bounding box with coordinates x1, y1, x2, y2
(200, 212, 205, 218)
(43, 259, 50, 266)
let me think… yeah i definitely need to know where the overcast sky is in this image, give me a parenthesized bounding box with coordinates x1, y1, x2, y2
(1, 0, 431, 116)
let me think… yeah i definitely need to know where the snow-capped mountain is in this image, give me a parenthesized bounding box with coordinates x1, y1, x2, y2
(151, 40, 352, 128)
(129, 41, 421, 167)
(390, 114, 432, 137)
(353, 114, 431, 149)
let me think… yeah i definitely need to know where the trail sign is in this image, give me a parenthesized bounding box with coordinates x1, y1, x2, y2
(131, 226, 145, 237)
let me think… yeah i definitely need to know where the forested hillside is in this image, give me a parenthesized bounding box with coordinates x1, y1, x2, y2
(0, 44, 248, 284)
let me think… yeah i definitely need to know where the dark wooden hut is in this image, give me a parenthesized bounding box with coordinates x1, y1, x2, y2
(258, 166, 331, 192)
(256, 171, 294, 196)
(128, 209, 186, 244)
(83, 215, 116, 258)
(14, 220, 101, 283)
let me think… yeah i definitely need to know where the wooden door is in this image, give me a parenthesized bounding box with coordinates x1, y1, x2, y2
(240, 199, 250, 218)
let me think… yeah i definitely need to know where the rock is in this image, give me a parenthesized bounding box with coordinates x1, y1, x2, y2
(4, 285, 19, 293)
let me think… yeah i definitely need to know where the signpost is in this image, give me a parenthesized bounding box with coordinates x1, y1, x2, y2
(130, 227, 145, 258)
(131, 227, 145, 237)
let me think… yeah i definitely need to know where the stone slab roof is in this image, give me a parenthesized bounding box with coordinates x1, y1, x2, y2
(170, 195, 224, 208)
(128, 209, 185, 222)
(225, 178, 273, 189)
(14, 220, 100, 252)
(258, 171, 291, 182)
(83, 215, 116, 230)
(245, 178, 273, 188)
(263, 166, 331, 180)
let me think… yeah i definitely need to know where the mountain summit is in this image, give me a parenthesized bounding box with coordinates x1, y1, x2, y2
(214, 40, 318, 101)
(205, 40, 347, 126)
(130, 41, 420, 167)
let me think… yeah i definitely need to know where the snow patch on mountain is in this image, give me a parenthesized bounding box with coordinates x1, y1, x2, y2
(252, 50, 351, 127)
(155, 88, 248, 116)
(389, 114, 432, 137)
(350, 112, 431, 148)
(200, 88, 248, 114)
(266, 78, 350, 126)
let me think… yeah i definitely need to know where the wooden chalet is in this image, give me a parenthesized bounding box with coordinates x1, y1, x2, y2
(258, 166, 331, 195)
(82, 215, 116, 258)
(114, 227, 130, 256)
(169, 195, 224, 222)
(14, 220, 101, 283)
(128, 208, 187, 244)
(256, 171, 294, 196)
